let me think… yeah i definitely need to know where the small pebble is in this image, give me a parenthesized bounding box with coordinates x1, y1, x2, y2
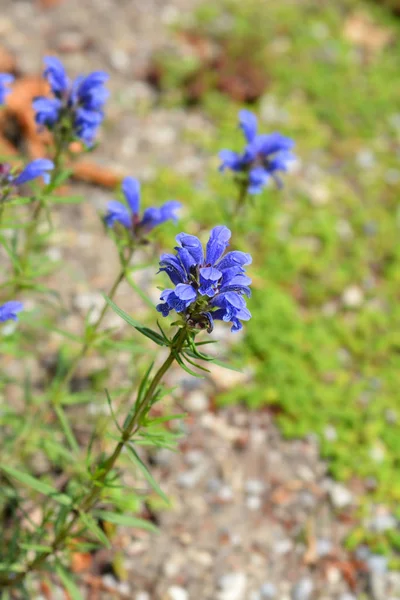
(291, 578, 314, 600)
(244, 479, 265, 495)
(167, 586, 189, 600)
(246, 496, 262, 511)
(260, 582, 277, 599)
(218, 572, 247, 600)
(342, 285, 364, 308)
(185, 390, 209, 412)
(329, 482, 353, 509)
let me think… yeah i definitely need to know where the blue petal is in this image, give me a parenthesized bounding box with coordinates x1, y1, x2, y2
(248, 166, 270, 194)
(122, 177, 140, 215)
(141, 200, 181, 231)
(205, 225, 231, 265)
(174, 283, 197, 304)
(0, 73, 14, 105)
(199, 266, 222, 297)
(43, 56, 69, 95)
(217, 251, 252, 271)
(159, 200, 181, 223)
(75, 71, 109, 104)
(218, 149, 242, 172)
(253, 132, 295, 157)
(33, 97, 62, 127)
(105, 200, 131, 229)
(159, 253, 187, 285)
(176, 232, 204, 265)
(239, 109, 258, 143)
(0, 301, 24, 323)
(14, 159, 54, 185)
(176, 246, 196, 276)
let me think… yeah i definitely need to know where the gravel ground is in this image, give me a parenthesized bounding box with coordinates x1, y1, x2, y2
(2, 1, 400, 599)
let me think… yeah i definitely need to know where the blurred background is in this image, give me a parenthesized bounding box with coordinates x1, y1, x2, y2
(1, 0, 400, 598)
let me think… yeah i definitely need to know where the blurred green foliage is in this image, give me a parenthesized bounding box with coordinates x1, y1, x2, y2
(147, 0, 400, 557)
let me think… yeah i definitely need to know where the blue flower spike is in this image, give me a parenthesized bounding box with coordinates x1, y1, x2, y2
(219, 109, 296, 194)
(13, 159, 55, 186)
(33, 56, 109, 146)
(0, 301, 24, 323)
(157, 226, 252, 333)
(0, 73, 14, 105)
(1, 160, 54, 200)
(105, 176, 181, 238)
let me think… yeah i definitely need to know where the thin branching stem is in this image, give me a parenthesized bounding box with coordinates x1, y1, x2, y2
(0, 327, 188, 589)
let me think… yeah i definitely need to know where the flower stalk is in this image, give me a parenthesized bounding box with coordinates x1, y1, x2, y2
(0, 326, 188, 589)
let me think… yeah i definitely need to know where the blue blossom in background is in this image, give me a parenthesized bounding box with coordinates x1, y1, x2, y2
(13, 159, 54, 186)
(157, 226, 252, 332)
(219, 109, 295, 193)
(0, 301, 24, 323)
(0, 73, 14, 105)
(105, 176, 181, 236)
(33, 56, 109, 146)
(1, 160, 54, 199)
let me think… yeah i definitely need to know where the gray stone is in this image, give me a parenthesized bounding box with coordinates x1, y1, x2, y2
(368, 555, 388, 574)
(244, 479, 265, 495)
(260, 582, 277, 599)
(291, 578, 314, 600)
(185, 390, 209, 412)
(370, 514, 397, 533)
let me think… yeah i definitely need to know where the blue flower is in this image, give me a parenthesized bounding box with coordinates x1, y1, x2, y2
(0, 73, 14, 105)
(219, 109, 295, 193)
(13, 159, 54, 186)
(105, 176, 181, 236)
(32, 97, 63, 127)
(157, 226, 252, 333)
(33, 57, 109, 146)
(0, 301, 23, 323)
(43, 56, 69, 96)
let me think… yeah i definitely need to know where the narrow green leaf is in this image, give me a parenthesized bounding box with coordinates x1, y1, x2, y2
(54, 404, 80, 453)
(95, 510, 158, 533)
(0, 465, 72, 506)
(55, 564, 84, 600)
(78, 512, 111, 548)
(103, 295, 167, 346)
(105, 389, 122, 433)
(173, 351, 204, 378)
(20, 543, 52, 553)
(126, 445, 169, 504)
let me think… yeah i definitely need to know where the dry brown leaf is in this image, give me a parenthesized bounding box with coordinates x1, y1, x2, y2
(0, 45, 17, 73)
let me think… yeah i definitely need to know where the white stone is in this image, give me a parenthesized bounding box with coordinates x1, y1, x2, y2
(342, 285, 364, 308)
(167, 586, 189, 600)
(218, 572, 247, 600)
(329, 482, 353, 508)
(185, 390, 209, 412)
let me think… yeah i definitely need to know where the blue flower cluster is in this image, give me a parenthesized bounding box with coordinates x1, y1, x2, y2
(0, 301, 23, 323)
(219, 109, 295, 193)
(105, 177, 181, 237)
(33, 57, 109, 146)
(0, 73, 14, 105)
(157, 226, 252, 332)
(0, 159, 54, 198)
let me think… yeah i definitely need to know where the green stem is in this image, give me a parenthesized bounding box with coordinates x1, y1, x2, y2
(0, 327, 188, 589)
(13, 145, 64, 293)
(234, 178, 248, 214)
